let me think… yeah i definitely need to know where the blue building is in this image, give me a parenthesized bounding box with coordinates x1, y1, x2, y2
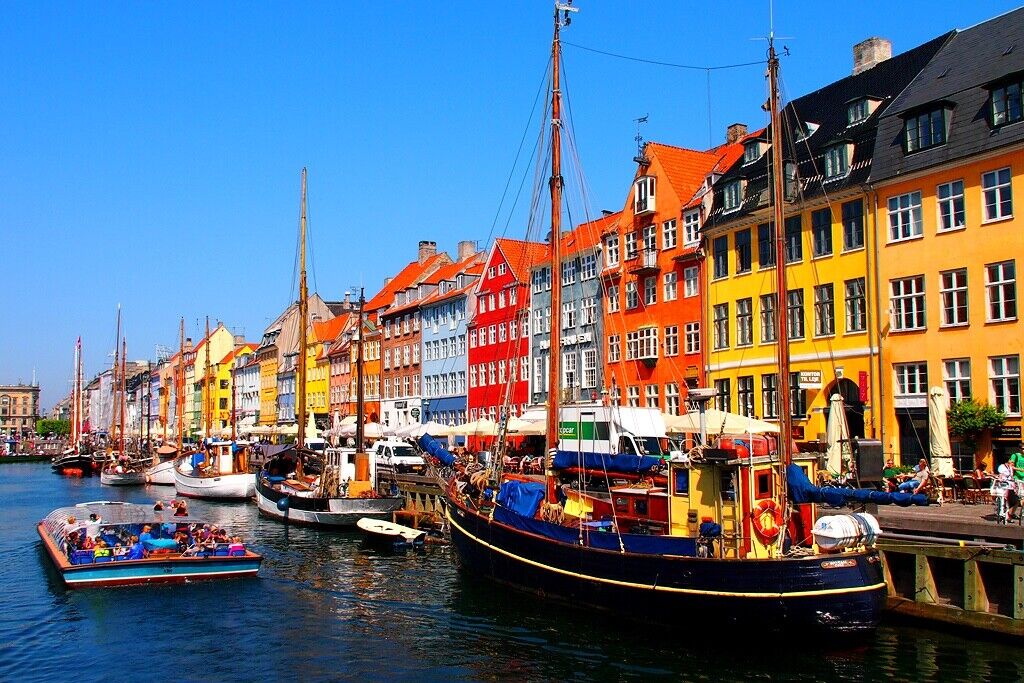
(276, 352, 296, 426)
(421, 247, 484, 430)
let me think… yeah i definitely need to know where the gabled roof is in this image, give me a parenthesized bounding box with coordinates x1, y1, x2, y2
(682, 131, 762, 211)
(312, 313, 351, 345)
(218, 344, 255, 366)
(707, 31, 953, 224)
(419, 252, 487, 307)
(530, 212, 618, 270)
(644, 143, 722, 200)
(365, 252, 451, 312)
(872, 8, 1024, 182)
(494, 237, 549, 284)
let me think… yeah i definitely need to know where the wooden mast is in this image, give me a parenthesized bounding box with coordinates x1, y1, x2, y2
(230, 355, 237, 443)
(355, 287, 366, 449)
(120, 339, 127, 455)
(109, 306, 121, 449)
(544, 2, 575, 499)
(71, 338, 80, 450)
(297, 167, 309, 452)
(177, 317, 185, 452)
(204, 316, 212, 441)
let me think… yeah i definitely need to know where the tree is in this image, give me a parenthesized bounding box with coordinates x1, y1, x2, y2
(36, 419, 70, 437)
(947, 399, 1005, 449)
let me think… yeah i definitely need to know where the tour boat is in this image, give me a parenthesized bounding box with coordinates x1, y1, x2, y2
(173, 440, 255, 500)
(437, 3, 884, 635)
(254, 170, 403, 528)
(38, 501, 262, 588)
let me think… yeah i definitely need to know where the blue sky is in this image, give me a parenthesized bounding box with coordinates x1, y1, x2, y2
(1, 1, 1018, 410)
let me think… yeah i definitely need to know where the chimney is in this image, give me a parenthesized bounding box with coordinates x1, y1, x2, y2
(343, 290, 351, 306)
(383, 276, 393, 286)
(457, 240, 477, 262)
(234, 335, 245, 347)
(184, 338, 193, 352)
(726, 123, 748, 144)
(418, 240, 437, 265)
(852, 37, 892, 75)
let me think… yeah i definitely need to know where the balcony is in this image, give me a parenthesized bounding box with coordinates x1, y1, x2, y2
(626, 248, 660, 275)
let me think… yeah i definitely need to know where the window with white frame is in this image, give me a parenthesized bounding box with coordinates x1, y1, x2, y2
(625, 232, 638, 259)
(607, 285, 620, 313)
(665, 383, 680, 415)
(991, 79, 1024, 126)
(626, 282, 639, 309)
(582, 297, 596, 325)
(683, 210, 701, 245)
(888, 191, 923, 241)
(533, 309, 543, 335)
(683, 266, 698, 298)
(823, 144, 850, 179)
(544, 307, 551, 332)
(982, 168, 1013, 222)
(498, 290, 505, 308)
(664, 325, 679, 356)
(662, 219, 677, 249)
(845, 278, 866, 333)
(625, 328, 658, 360)
(713, 303, 729, 349)
(644, 276, 657, 305)
(562, 301, 577, 329)
(894, 362, 928, 397)
(645, 384, 659, 409)
(582, 349, 597, 389)
(736, 298, 753, 346)
(663, 271, 678, 301)
(509, 318, 517, 338)
(488, 325, 496, 344)
(498, 323, 507, 342)
(985, 261, 1016, 322)
(787, 289, 805, 339)
(521, 356, 529, 381)
(627, 386, 640, 407)
(989, 355, 1020, 415)
(940, 269, 969, 327)
(890, 276, 926, 331)
(521, 313, 529, 337)
(943, 359, 971, 404)
(498, 263, 506, 276)
(761, 373, 778, 419)
(562, 260, 577, 286)
(814, 284, 835, 337)
(581, 253, 597, 280)
(684, 322, 700, 354)
(488, 362, 496, 385)
(937, 180, 965, 232)
(642, 224, 656, 252)
(605, 234, 620, 267)
(533, 357, 546, 393)
(498, 360, 506, 384)
(723, 180, 743, 211)
(607, 334, 621, 363)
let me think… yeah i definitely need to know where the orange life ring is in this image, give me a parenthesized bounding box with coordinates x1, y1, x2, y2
(751, 499, 783, 541)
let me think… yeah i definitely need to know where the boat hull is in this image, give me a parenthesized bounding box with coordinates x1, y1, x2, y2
(51, 453, 95, 475)
(444, 500, 886, 634)
(174, 465, 255, 500)
(255, 476, 403, 528)
(146, 459, 177, 485)
(100, 471, 147, 486)
(37, 523, 261, 588)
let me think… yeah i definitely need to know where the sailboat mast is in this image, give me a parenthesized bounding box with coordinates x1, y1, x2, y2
(177, 317, 184, 452)
(121, 339, 127, 455)
(230, 357, 237, 443)
(297, 168, 309, 451)
(78, 339, 84, 450)
(768, 38, 792, 469)
(109, 306, 121, 444)
(204, 316, 212, 440)
(355, 287, 365, 449)
(545, 2, 574, 494)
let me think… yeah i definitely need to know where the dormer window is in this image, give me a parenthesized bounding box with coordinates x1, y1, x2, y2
(847, 97, 879, 125)
(723, 180, 744, 212)
(742, 140, 765, 164)
(904, 107, 949, 152)
(991, 78, 1023, 126)
(795, 122, 820, 142)
(823, 144, 852, 180)
(634, 176, 656, 215)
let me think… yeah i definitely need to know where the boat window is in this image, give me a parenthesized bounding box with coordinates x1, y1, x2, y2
(614, 496, 629, 512)
(756, 471, 773, 499)
(634, 498, 648, 516)
(618, 436, 637, 455)
(720, 469, 736, 502)
(635, 436, 669, 456)
(674, 468, 689, 496)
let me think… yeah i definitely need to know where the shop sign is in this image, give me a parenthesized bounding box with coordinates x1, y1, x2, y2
(798, 371, 822, 389)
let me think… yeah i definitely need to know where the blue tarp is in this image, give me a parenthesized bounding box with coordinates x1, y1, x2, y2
(552, 450, 661, 474)
(191, 452, 206, 468)
(786, 463, 929, 507)
(418, 435, 456, 467)
(495, 480, 546, 518)
(493, 506, 697, 556)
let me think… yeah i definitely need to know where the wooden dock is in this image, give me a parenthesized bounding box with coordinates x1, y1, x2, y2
(871, 502, 1024, 547)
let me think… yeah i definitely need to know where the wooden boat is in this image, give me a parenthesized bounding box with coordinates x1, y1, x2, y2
(254, 170, 403, 527)
(357, 517, 426, 552)
(146, 445, 179, 485)
(174, 440, 255, 500)
(53, 338, 95, 475)
(437, 3, 884, 635)
(38, 501, 261, 588)
(100, 467, 148, 486)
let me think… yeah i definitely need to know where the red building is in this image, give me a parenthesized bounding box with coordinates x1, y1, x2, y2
(467, 237, 547, 424)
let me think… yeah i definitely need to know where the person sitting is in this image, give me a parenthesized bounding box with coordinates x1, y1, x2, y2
(139, 525, 154, 544)
(81, 534, 95, 550)
(898, 459, 931, 493)
(173, 531, 189, 552)
(228, 536, 245, 554)
(113, 543, 128, 559)
(882, 459, 901, 492)
(63, 515, 79, 540)
(65, 531, 81, 556)
(93, 540, 112, 559)
(127, 535, 145, 560)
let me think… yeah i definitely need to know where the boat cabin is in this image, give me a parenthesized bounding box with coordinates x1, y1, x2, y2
(204, 440, 249, 476)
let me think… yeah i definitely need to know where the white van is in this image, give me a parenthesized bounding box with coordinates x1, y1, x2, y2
(556, 403, 679, 458)
(372, 440, 427, 478)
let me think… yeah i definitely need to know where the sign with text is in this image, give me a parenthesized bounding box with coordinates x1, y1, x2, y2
(798, 370, 822, 389)
(858, 371, 869, 402)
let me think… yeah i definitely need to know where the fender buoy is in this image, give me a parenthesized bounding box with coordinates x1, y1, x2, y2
(751, 499, 783, 542)
(277, 496, 289, 512)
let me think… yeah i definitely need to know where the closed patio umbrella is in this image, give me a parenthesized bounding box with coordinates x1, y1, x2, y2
(825, 393, 851, 476)
(929, 386, 954, 477)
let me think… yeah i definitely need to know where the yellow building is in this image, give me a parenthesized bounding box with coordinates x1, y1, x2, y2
(258, 343, 278, 426)
(184, 323, 236, 436)
(213, 344, 255, 430)
(305, 315, 349, 419)
(870, 12, 1023, 468)
(702, 37, 945, 447)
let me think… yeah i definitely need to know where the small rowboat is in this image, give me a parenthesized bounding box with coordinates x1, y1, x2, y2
(356, 517, 426, 553)
(38, 501, 262, 588)
(100, 470, 148, 486)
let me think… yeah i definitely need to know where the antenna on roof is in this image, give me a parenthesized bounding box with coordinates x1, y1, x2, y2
(633, 114, 649, 165)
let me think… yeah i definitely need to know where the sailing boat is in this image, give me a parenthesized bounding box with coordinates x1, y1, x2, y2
(254, 169, 404, 527)
(101, 331, 149, 486)
(52, 337, 94, 475)
(147, 320, 185, 485)
(174, 317, 254, 500)
(437, 3, 885, 634)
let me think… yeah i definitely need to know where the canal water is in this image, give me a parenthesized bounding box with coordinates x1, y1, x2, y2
(1, 463, 1021, 682)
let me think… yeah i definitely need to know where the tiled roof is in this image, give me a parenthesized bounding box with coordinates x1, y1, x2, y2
(312, 313, 351, 345)
(494, 237, 549, 283)
(646, 143, 722, 201)
(365, 253, 451, 312)
(682, 131, 761, 210)
(218, 344, 255, 366)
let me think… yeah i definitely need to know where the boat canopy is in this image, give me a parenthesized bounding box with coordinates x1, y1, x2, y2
(42, 501, 210, 540)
